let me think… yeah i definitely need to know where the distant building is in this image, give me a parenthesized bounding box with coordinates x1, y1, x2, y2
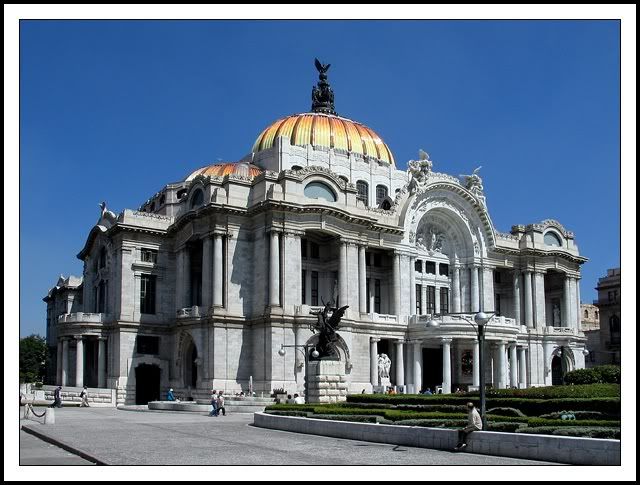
(580, 303, 600, 368)
(593, 268, 621, 365)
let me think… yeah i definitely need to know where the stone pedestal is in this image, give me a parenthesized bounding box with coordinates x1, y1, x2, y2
(307, 360, 348, 404)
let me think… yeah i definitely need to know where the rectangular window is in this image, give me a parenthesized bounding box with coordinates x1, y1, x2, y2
(136, 336, 160, 355)
(425, 261, 436, 274)
(140, 274, 157, 314)
(301, 238, 308, 259)
(141, 248, 158, 263)
(495, 293, 501, 316)
(415, 260, 423, 273)
(426, 285, 436, 315)
(374, 279, 381, 314)
(494, 271, 502, 284)
(440, 288, 449, 314)
(373, 253, 382, 267)
(311, 271, 319, 306)
(439, 263, 449, 276)
(301, 269, 306, 304)
(310, 242, 319, 259)
(416, 284, 422, 315)
(356, 181, 369, 207)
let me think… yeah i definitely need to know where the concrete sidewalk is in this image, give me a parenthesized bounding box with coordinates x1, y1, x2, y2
(19, 407, 556, 466)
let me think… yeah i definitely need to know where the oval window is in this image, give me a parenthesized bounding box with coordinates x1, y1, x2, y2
(304, 182, 336, 202)
(544, 231, 562, 247)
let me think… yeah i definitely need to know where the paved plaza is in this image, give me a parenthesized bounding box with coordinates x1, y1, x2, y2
(19, 407, 559, 466)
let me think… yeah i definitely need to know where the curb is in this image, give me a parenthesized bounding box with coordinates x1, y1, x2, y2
(21, 425, 108, 465)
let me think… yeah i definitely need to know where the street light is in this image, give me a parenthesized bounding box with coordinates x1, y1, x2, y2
(425, 311, 495, 429)
(278, 344, 320, 404)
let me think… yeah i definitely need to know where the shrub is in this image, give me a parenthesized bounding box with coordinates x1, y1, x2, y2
(265, 410, 310, 417)
(484, 397, 620, 417)
(538, 410, 614, 421)
(265, 404, 315, 412)
(487, 407, 527, 418)
(347, 394, 471, 405)
(564, 366, 620, 385)
(517, 426, 620, 439)
(393, 419, 467, 428)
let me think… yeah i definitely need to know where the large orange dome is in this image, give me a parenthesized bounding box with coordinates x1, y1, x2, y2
(252, 112, 395, 165)
(185, 161, 263, 181)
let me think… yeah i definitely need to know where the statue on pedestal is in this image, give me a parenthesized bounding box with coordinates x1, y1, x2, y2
(309, 300, 349, 359)
(377, 353, 392, 386)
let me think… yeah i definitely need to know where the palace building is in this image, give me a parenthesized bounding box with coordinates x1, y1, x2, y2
(44, 61, 588, 404)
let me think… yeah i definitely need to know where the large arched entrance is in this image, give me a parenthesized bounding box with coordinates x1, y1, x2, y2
(135, 364, 161, 404)
(551, 356, 563, 386)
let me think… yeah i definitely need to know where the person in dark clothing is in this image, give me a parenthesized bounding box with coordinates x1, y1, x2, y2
(49, 386, 62, 408)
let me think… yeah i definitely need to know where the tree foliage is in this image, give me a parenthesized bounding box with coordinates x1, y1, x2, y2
(19, 334, 48, 383)
(563, 365, 621, 385)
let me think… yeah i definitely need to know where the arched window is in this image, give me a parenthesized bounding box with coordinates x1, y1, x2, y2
(338, 175, 349, 185)
(609, 315, 620, 345)
(395, 188, 400, 194)
(544, 231, 562, 247)
(381, 199, 392, 210)
(99, 247, 107, 269)
(159, 194, 166, 206)
(356, 180, 369, 206)
(584, 309, 589, 318)
(304, 181, 337, 202)
(375, 185, 388, 206)
(190, 189, 204, 209)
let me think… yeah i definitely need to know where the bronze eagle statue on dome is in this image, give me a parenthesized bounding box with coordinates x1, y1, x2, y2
(315, 58, 331, 75)
(309, 299, 348, 359)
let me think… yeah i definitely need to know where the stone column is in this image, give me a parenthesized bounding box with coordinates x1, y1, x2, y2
(283, 232, 302, 309)
(61, 338, 69, 386)
(201, 236, 213, 309)
(496, 341, 506, 389)
(409, 257, 416, 315)
(482, 267, 495, 312)
(509, 344, 518, 388)
(518, 347, 527, 388)
(575, 278, 581, 331)
(513, 271, 521, 325)
(413, 341, 423, 393)
(339, 240, 348, 308)
(294, 325, 302, 378)
(175, 248, 183, 310)
(473, 339, 480, 388)
(75, 336, 84, 388)
(524, 271, 534, 328)
(452, 266, 461, 313)
(534, 272, 546, 328)
(183, 246, 191, 308)
(563, 275, 571, 329)
(212, 234, 224, 307)
(442, 338, 452, 394)
(358, 245, 367, 313)
(405, 343, 413, 392)
(269, 231, 280, 307)
(421, 284, 428, 315)
(392, 252, 401, 315)
(471, 265, 480, 313)
(434, 286, 440, 315)
(98, 337, 106, 388)
(305, 270, 312, 306)
(56, 340, 63, 385)
(395, 340, 405, 388)
(370, 338, 379, 386)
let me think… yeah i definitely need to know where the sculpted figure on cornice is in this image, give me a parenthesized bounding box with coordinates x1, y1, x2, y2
(98, 201, 117, 228)
(459, 166, 486, 205)
(407, 149, 433, 194)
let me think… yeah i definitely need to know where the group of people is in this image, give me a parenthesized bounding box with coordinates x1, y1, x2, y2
(209, 390, 226, 417)
(285, 393, 305, 404)
(47, 385, 90, 408)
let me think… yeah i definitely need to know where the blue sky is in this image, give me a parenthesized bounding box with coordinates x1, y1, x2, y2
(19, 20, 621, 337)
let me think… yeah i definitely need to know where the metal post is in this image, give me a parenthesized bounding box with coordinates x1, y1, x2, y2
(478, 324, 487, 430)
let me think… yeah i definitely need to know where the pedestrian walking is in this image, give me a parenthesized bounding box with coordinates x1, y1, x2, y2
(49, 386, 62, 408)
(209, 391, 219, 417)
(80, 386, 90, 407)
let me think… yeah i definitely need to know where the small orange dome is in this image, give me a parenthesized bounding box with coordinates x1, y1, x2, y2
(252, 112, 395, 165)
(185, 161, 263, 181)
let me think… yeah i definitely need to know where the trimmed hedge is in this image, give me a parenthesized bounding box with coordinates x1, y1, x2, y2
(487, 407, 527, 418)
(564, 366, 620, 385)
(526, 418, 620, 428)
(538, 410, 615, 421)
(310, 414, 379, 423)
(517, 426, 620, 439)
(483, 384, 620, 399)
(393, 419, 467, 428)
(265, 410, 310, 417)
(487, 422, 527, 432)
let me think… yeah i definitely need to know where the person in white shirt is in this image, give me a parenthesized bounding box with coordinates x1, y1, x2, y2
(216, 392, 226, 416)
(293, 393, 305, 404)
(454, 402, 483, 451)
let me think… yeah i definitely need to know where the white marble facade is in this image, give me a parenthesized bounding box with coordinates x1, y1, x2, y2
(45, 94, 588, 405)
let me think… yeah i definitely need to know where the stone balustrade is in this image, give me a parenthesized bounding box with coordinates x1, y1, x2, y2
(176, 306, 201, 318)
(58, 312, 103, 324)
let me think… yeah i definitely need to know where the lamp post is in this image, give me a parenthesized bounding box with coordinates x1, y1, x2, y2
(278, 344, 320, 404)
(425, 311, 495, 429)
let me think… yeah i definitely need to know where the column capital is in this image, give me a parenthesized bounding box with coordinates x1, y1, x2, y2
(370, 337, 381, 343)
(97, 336, 107, 341)
(283, 229, 305, 238)
(440, 337, 453, 345)
(395, 339, 406, 345)
(74, 335, 84, 341)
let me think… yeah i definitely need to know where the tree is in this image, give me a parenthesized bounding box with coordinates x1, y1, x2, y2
(19, 334, 48, 383)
